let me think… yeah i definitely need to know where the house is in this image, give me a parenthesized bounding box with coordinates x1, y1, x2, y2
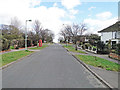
(98, 21, 120, 45)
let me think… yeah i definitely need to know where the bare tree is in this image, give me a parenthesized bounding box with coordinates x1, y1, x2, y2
(33, 20, 54, 43)
(60, 23, 87, 50)
(33, 20, 43, 42)
(59, 29, 67, 43)
(10, 17, 22, 30)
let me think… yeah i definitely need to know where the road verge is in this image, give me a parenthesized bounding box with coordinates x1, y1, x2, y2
(63, 46, 114, 90)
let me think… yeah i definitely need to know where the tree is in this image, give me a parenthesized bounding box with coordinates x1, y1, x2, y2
(27, 31, 36, 46)
(33, 20, 43, 42)
(33, 20, 54, 43)
(10, 17, 22, 30)
(1, 17, 24, 49)
(58, 37, 64, 43)
(88, 34, 100, 46)
(45, 30, 54, 43)
(60, 23, 87, 50)
(59, 28, 67, 43)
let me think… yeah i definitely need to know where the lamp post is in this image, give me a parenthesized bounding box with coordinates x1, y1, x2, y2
(25, 20, 32, 50)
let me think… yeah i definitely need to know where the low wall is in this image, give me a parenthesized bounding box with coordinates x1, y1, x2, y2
(109, 53, 120, 60)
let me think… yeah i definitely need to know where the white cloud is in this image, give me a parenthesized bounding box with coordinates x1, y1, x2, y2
(96, 11, 112, 19)
(29, 0, 41, 7)
(53, 3, 58, 7)
(61, 0, 81, 9)
(0, 0, 72, 42)
(88, 7, 96, 11)
(84, 17, 117, 34)
(69, 9, 78, 15)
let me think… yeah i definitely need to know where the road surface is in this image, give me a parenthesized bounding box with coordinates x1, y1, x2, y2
(2, 44, 106, 88)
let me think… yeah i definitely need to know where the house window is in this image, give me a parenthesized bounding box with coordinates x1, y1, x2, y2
(112, 41, 116, 49)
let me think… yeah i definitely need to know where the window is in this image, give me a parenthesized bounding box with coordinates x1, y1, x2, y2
(112, 41, 117, 49)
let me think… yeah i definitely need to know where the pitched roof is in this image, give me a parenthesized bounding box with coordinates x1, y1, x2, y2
(98, 21, 120, 33)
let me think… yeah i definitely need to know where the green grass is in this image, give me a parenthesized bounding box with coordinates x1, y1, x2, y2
(29, 44, 48, 50)
(64, 45, 86, 54)
(0, 50, 34, 67)
(75, 55, 120, 72)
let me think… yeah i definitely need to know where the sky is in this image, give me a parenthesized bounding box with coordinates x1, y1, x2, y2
(0, 0, 119, 42)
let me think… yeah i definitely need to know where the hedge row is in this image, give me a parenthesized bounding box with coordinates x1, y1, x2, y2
(1, 38, 38, 51)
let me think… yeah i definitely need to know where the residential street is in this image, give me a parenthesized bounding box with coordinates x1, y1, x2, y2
(2, 44, 106, 88)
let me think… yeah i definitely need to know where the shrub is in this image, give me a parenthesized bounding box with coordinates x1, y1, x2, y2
(15, 46, 19, 49)
(2, 38, 10, 51)
(93, 46, 97, 51)
(85, 43, 91, 49)
(115, 44, 120, 55)
(97, 41, 109, 54)
(89, 46, 92, 50)
(111, 49, 115, 53)
(10, 46, 14, 49)
(18, 40, 25, 48)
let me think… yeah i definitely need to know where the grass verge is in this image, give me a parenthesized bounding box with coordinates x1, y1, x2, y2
(29, 44, 48, 50)
(0, 50, 34, 67)
(75, 55, 120, 72)
(64, 45, 86, 54)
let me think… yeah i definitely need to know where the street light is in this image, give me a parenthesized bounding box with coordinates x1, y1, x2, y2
(25, 20, 32, 50)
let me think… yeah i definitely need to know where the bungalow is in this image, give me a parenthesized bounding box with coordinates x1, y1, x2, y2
(98, 21, 120, 45)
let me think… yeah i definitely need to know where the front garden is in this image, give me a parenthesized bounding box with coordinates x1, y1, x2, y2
(77, 40, 120, 60)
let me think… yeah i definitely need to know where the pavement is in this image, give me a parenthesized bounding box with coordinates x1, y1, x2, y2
(2, 44, 106, 88)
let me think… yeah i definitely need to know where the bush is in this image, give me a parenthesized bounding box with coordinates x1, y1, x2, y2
(115, 44, 120, 55)
(18, 40, 25, 48)
(2, 38, 10, 51)
(111, 49, 115, 53)
(15, 46, 19, 49)
(93, 46, 97, 51)
(97, 41, 109, 54)
(10, 46, 14, 49)
(85, 43, 91, 49)
(89, 46, 92, 50)
(27, 40, 31, 47)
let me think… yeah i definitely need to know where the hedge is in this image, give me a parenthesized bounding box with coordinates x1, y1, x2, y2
(2, 38, 10, 51)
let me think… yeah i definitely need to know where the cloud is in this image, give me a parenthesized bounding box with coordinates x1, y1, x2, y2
(61, 0, 81, 9)
(84, 12, 117, 34)
(69, 9, 78, 15)
(96, 11, 112, 19)
(88, 7, 96, 11)
(53, 3, 58, 7)
(0, 0, 71, 42)
(29, 0, 41, 7)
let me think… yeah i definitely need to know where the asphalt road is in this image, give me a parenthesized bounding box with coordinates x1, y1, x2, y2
(2, 44, 106, 88)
